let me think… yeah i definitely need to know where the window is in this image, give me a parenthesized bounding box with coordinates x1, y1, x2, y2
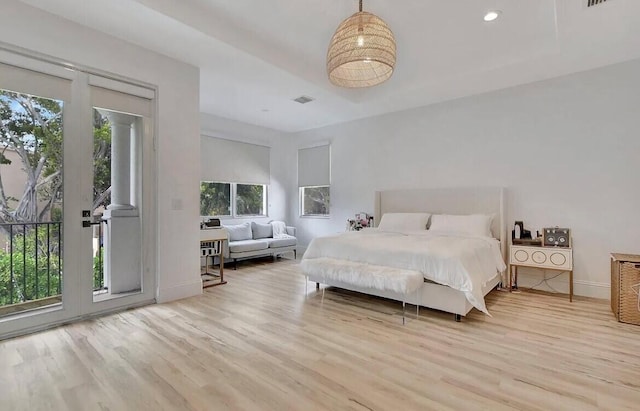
(300, 186, 330, 217)
(298, 144, 331, 217)
(200, 182, 267, 217)
(200, 182, 231, 216)
(236, 183, 266, 216)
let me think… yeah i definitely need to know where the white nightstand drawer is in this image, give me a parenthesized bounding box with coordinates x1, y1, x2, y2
(510, 245, 572, 271)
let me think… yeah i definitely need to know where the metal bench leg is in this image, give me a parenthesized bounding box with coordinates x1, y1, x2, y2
(455, 314, 461, 322)
(402, 300, 406, 325)
(316, 282, 320, 290)
(294, 249, 297, 259)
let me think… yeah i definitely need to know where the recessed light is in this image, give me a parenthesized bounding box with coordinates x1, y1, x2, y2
(483, 10, 501, 22)
(261, 109, 270, 112)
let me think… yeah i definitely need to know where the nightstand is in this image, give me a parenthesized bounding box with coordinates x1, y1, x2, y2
(509, 243, 573, 301)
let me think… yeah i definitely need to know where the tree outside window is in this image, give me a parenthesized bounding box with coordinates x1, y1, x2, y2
(301, 186, 330, 216)
(200, 182, 231, 216)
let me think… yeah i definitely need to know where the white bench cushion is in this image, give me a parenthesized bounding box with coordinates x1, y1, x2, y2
(301, 257, 423, 295)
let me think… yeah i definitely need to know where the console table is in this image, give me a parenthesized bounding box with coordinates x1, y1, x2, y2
(200, 228, 228, 288)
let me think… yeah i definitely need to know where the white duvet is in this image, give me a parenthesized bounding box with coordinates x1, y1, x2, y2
(301, 229, 506, 314)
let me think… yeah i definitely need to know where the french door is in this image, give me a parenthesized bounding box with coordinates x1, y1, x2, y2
(0, 48, 156, 339)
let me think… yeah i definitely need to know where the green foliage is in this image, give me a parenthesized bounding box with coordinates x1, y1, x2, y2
(200, 182, 231, 216)
(302, 186, 330, 215)
(0, 225, 62, 306)
(236, 184, 265, 216)
(93, 248, 104, 291)
(93, 111, 112, 208)
(0, 91, 63, 221)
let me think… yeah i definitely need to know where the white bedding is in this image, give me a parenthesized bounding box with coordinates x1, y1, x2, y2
(301, 229, 506, 314)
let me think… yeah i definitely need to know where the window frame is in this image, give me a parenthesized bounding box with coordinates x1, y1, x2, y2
(200, 181, 232, 218)
(234, 183, 268, 218)
(299, 185, 330, 218)
(200, 181, 268, 219)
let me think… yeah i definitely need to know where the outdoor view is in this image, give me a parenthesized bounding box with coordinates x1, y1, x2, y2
(302, 186, 330, 216)
(0, 89, 112, 315)
(200, 182, 266, 217)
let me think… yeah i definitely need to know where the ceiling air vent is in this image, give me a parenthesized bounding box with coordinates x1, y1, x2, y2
(586, 0, 608, 7)
(293, 95, 314, 104)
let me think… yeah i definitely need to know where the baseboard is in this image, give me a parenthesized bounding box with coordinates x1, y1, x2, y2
(514, 272, 610, 300)
(157, 280, 202, 303)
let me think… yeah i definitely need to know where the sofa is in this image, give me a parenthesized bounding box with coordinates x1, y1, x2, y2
(222, 221, 297, 269)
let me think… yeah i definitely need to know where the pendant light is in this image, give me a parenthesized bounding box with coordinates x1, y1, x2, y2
(327, 0, 396, 88)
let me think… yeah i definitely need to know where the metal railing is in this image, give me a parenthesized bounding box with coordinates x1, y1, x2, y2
(0, 222, 62, 307)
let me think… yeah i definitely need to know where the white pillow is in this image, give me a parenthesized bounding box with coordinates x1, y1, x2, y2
(223, 222, 253, 241)
(377, 213, 431, 232)
(429, 214, 494, 237)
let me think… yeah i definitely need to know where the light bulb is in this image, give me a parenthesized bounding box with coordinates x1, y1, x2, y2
(357, 35, 364, 46)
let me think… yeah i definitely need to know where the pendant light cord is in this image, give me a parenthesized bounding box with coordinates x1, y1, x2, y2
(359, 0, 363, 12)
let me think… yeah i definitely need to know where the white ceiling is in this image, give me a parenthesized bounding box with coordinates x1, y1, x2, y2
(19, 0, 640, 132)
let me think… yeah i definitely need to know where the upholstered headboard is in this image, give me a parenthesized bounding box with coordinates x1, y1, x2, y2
(374, 187, 506, 260)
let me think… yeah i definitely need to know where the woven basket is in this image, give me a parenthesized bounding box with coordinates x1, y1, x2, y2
(618, 262, 640, 325)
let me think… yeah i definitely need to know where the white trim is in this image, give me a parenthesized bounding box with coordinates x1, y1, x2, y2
(157, 280, 203, 304)
(201, 132, 271, 148)
(89, 74, 155, 99)
(297, 139, 332, 150)
(0, 41, 157, 92)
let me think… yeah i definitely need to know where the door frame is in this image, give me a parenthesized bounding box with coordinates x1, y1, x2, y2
(0, 44, 158, 340)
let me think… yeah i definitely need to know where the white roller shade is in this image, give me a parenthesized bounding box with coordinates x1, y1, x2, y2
(298, 144, 330, 187)
(201, 136, 271, 185)
(0, 62, 72, 102)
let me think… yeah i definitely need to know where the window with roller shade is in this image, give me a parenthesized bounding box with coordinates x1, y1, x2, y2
(298, 144, 330, 217)
(200, 136, 270, 217)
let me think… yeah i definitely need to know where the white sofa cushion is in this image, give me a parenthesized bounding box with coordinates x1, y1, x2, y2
(224, 222, 253, 241)
(266, 237, 297, 248)
(252, 222, 273, 239)
(228, 239, 269, 253)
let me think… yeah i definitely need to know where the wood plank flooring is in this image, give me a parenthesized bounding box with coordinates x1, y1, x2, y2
(1, 257, 640, 411)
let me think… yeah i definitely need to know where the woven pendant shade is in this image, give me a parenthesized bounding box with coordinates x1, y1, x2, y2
(327, 1, 396, 88)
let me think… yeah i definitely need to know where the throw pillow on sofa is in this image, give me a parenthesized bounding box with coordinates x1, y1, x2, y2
(224, 222, 252, 241)
(251, 222, 273, 239)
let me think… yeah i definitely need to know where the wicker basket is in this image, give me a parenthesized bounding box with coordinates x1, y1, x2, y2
(611, 254, 640, 325)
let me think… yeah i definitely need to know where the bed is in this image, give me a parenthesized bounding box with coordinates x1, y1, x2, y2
(301, 187, 507, 320)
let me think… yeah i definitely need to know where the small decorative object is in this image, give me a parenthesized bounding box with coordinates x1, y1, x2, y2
(513, 221, 524, 239)
(327, 0, 396, 88)
(348, 212, 374, 231)
(543, 227, 571, 247)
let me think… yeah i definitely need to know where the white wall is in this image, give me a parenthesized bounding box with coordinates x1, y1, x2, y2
(200, 113, 290, 224)
(2, 1, 202, 303)
(288, 59, 640, 299)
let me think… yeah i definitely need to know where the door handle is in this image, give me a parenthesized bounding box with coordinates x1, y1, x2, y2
(82, 220, 101, 228)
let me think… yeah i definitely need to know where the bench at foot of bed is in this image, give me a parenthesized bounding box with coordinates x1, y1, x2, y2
(302, 258, 424, 324)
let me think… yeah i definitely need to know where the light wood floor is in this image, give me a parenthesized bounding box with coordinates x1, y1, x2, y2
(2, 258, 640, 411)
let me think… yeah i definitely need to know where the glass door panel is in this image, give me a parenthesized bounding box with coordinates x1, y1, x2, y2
(90, 107, 143, 303)
(0, 89, 64, 317)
